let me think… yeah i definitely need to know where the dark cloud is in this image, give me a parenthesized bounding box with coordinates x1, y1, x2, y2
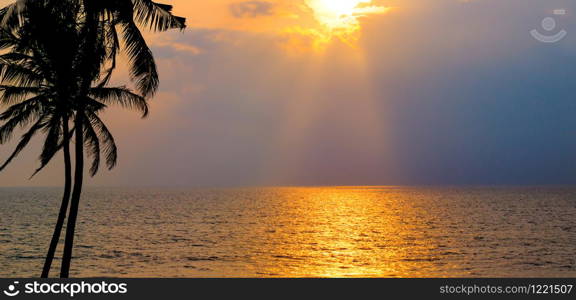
(229, 1, 275, 18)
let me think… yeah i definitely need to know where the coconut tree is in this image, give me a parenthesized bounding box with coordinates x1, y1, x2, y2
(0, 0, 185, 277)
(0, 0, 80, 278)
(58, 0, 186, 279)
(0, 0, 152, 277)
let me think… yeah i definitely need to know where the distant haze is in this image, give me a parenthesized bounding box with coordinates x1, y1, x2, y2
(2, 0, 576, 187)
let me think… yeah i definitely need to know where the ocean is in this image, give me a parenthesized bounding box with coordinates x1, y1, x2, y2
(0, 186, 575, 278)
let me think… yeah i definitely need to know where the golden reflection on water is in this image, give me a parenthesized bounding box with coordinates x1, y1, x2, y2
(248, 187, 447, 277)
(3, 186, 574, 278)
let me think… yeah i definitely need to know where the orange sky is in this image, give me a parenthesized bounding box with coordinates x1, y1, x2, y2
(3, 0, 576, 187)
(146, 0, 391, 52)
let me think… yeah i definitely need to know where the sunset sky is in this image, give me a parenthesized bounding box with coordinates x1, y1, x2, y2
(2, 0, 576, 187)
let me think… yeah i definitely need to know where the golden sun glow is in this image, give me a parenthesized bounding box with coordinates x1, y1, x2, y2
(306, 0, 387, 41)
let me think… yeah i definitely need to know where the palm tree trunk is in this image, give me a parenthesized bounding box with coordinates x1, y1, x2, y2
(60, 1, 97, 278)
(41, 116, 72, 278)
(60, 112, 84, 278)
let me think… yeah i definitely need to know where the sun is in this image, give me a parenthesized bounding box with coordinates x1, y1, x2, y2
(281, 0, 388, 51)
(307, 0, 387, 33)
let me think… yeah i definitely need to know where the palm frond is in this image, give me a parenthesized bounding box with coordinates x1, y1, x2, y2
(0, 52, 34, 63)
(86, 110, 117, 170)
(0, 85, 41, 105)
(97, 20, 120, 87)
(83, 114, 101, 177)
(0, 62, 44, 87)
(0, 94, 45, 121)
(0, 115, 45, 172)
(31, 120, 74, 178)
(0, 96, 44, 144)
(120, 21, 158, 97)
(35, 112, 62, 171)
(132, 0, 186, 32)
(0, 27, 20, 50)
(84, 97, 108, 113)
(89, 86, 148, 117)
(0, 0, 26, 30)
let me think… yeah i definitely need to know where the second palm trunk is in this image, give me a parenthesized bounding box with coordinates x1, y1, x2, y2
(60, 112, 84, 278)
(41, 116, 72, 278)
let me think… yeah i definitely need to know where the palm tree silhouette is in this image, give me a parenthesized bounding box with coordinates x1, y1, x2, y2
(0, 1, 80, 278)
(58, 0, 185, 279)
(0, 0, 180, 278)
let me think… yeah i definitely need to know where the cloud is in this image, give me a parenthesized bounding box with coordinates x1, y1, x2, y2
(6, 0, 576, 187)
(229, 1, 275, 18)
